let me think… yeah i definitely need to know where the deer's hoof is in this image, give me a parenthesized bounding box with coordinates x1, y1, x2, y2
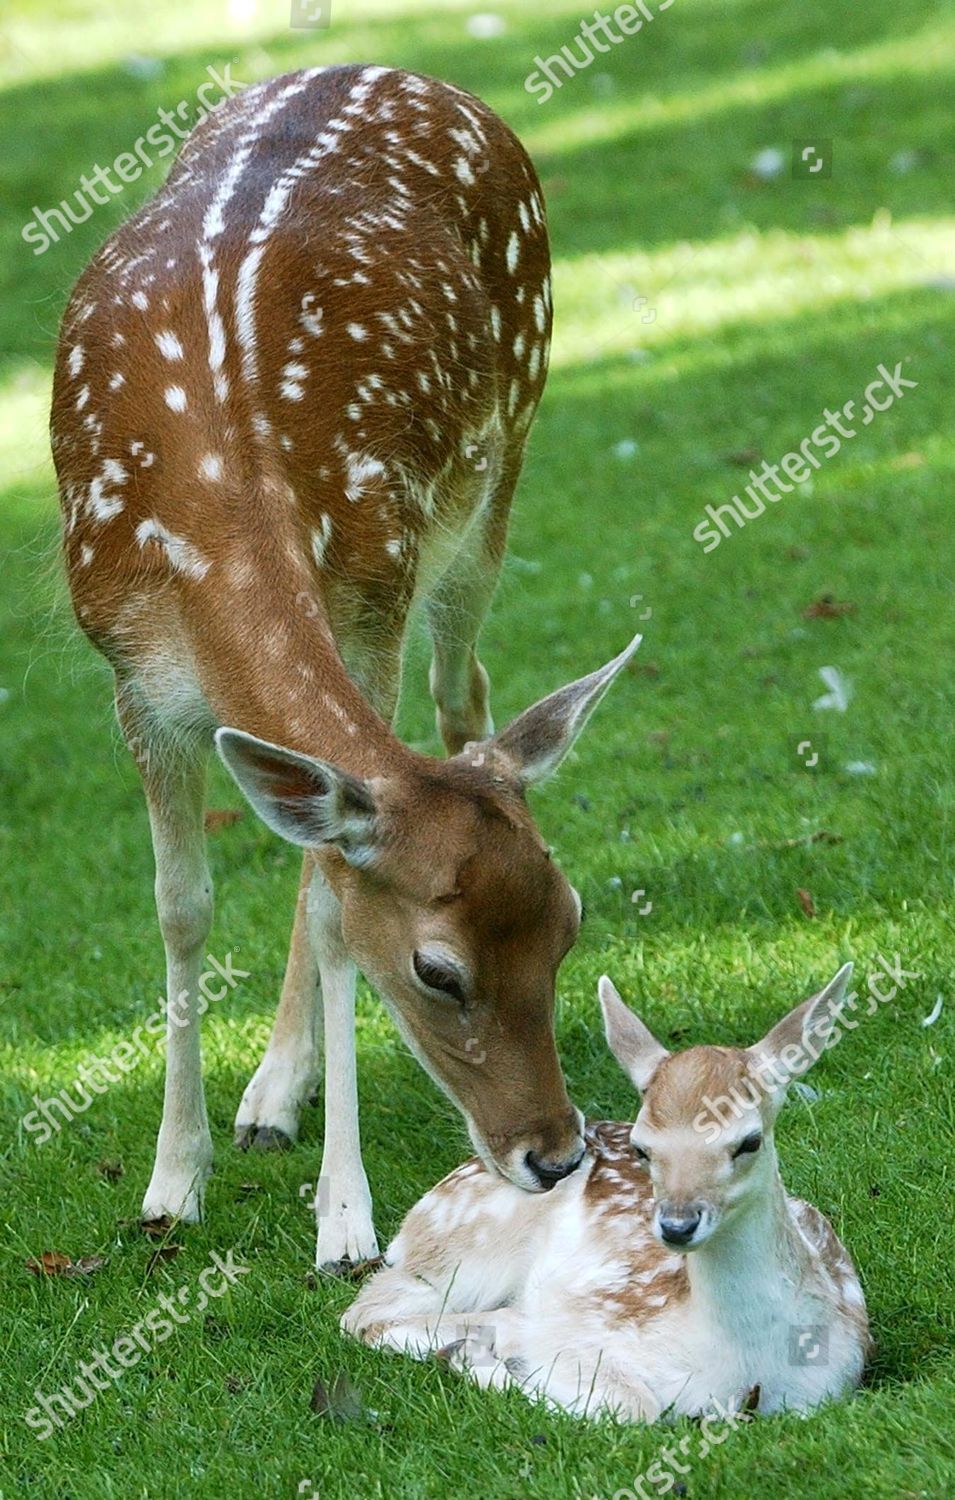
(234, 1123, 293, 1152)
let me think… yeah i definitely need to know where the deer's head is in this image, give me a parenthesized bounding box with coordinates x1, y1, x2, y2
(216, 639, 640, 1191)
(598, 965, 854, 1249)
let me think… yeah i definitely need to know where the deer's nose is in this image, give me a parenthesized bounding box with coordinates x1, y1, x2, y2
(525, 1147, 584, 1189)
(658, 1207, 703, 1246)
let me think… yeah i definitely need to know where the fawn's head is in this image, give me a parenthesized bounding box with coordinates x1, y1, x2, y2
(599, 965, 854, 1249)
(217, 639, 640, 1192)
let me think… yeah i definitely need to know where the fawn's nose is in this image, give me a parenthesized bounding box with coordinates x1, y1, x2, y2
(525, 1148, 584, 1190)
(658, 1207, 704, 1246)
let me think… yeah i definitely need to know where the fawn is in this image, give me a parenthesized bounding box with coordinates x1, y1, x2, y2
(52, 62, 639, 1267)
(344, 964, 870, 1418)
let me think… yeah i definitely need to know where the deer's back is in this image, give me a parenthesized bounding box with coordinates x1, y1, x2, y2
(52, 65, 552, 656)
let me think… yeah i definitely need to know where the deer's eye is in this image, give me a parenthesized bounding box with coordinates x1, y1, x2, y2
(732, 1132, 763, 1159)
(413, 951, 466, 1005)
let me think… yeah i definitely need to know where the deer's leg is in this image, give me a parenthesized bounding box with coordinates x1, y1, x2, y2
(426, 473, 513, 755)
(235, 633, 401, 1154)
(309, 870, 378, 1269)
(132, 739, 214, 1224)
(234, 852, 322, 1151)
(343, 1264, 525, 1369)
(521, 1347, 662, 1422)
(342, 1263, 461, 1355)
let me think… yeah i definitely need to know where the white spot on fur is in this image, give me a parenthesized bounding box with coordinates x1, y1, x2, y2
(68, 346, 84, 377)
(87, 459, 128, 522)
(506, 231, 520, 274)
(311, 514, 333, 566)
(155, 330, 184, 361)
(164, 385, 187, 412)
(135, 518, 211, 579)
(345, 453, 386, 501)
(198, 453, 224, 482)
(301, 295, 324, 337)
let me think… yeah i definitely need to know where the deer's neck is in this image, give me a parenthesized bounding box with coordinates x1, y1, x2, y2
(686, 1175, 809, 1340)
(179, 534, 408, 778)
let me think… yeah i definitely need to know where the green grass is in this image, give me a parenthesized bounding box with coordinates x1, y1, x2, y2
(1, 0, 954, 1495)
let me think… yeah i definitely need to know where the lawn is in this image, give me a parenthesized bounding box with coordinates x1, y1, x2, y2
(1, 0, 953, 1496)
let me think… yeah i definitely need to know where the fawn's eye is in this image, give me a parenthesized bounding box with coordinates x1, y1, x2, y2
(732, 1132, 763, 1159)
(413, 951, 466, 1005)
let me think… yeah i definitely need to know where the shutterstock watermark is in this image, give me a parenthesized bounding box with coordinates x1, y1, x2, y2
(593, 1395, 752, 1499)
(524, 2, 676, 105)
(693, 953, 921, 1141)
(24, 1249, 248, 1439)
(21, 63, 246, 257)
(21, 952, 250, 1145)
(692, 359, 918, 553)
(290, 0, 332, 25)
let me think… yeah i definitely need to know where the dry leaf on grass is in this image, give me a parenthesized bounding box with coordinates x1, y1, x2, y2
(26, 1251, 107, 1278)
(797, 888, 817, 919)
(309, 1373, 367, 1422)
(96, 1158, 124, 1181)
(26, 1251, 72, 1276)
(803, 595, 856, 620)
(146, 1244, 183, 1274)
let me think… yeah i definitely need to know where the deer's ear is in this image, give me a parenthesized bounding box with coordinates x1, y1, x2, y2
(599, 976, 669, 1092)
(215, 728, 380, 867)
(479, 635, 641, 787)
(747, 963, 854, 1090)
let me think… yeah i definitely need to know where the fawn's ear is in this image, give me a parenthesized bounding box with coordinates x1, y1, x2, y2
(215, 728, 380, 867)
(747, 963, 855, 1090)
(599, 976, 670, 1092)
(477, 634, 641, 788)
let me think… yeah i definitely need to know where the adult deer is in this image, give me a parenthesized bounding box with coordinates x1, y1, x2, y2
(52, 64, 639, 1267)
